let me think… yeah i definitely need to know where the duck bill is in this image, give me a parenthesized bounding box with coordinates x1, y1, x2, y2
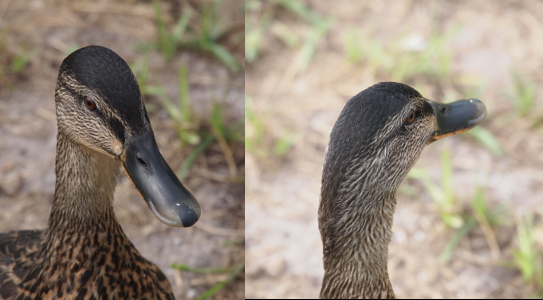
(120, 130, 201, 227)
(428, 98, 487, 143)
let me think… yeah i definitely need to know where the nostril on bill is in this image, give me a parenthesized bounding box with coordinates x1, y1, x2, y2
(137, 156, 148, 169)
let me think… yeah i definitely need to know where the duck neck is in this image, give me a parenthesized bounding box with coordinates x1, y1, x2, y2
(320, 182, 397, 299)
(47, 131, 122, 237)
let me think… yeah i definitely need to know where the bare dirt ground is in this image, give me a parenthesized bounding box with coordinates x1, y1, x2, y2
(0, 1, 244, 299)
(246, 0, 543, 298)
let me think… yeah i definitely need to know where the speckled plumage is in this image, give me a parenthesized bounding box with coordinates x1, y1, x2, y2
(319, 82, 486, 299)
(0, 46, 179, 300)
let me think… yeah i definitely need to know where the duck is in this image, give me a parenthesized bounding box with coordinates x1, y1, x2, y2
(0, 45, 201, 299)
(318, 82, 487, 299)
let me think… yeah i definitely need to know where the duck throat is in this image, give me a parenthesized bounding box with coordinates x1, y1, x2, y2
(319, 182, 397, 298)
(48, 132, 120, 233)
(320, 194, 396, 299)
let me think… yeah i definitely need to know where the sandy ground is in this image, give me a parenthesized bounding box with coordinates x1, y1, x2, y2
(0, 1, 244, 299)
(246, 0, 543, 298)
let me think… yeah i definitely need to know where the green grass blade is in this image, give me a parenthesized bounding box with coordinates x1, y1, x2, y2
(10, 49, 38, 73)
(152, 0, 175, 61)
(178, 65, 190, 122)
(464, 126, 506, 156)
(440, 217, 477, 262)
(279, 0, 317, 24)
(273, 136, 293, 156)
(208, 102, 225, 135)
(178, 134, 215, 179)
(441, 148, 453, 205)
(207, 43, 241, 72)
(149, 87, 184, 122)
(195, 265, 245, 300)
(471, 187, 487, 220)
(171, 264, 238, 274)
(246, 26, 263, 63)
(343, 30, 362, 63)
(199, 0, 215, 43)
(293, 18, 333, 72)
(172, 10, 192, 45)
(512, 213, 539, 282)
(131, 56, 149, 93)
(511, 71, 536, 117)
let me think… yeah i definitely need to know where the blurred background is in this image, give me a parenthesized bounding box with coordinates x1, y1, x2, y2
(246, 0, 543, 298)
(0, 0, 244, 299)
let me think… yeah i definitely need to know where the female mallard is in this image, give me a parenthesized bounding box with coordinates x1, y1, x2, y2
(318, 82, 487, 299)
(0, 46, 201, 299)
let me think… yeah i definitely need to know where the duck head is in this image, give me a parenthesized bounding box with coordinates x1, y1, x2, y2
(54, 45, 200, 227)
(321, 82, 486, 207)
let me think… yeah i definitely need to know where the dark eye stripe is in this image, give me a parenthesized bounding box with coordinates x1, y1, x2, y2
(108, 117, 125, 145)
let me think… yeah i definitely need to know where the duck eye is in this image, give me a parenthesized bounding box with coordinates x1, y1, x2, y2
(405, 110, 416, 124)
(84, 97, 97, 110)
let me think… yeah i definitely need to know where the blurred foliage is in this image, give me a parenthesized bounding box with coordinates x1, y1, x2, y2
(153, 0, 191, 62)
(246, 96, 297, 159)
(131, 53, 243, 182)
(509, 71, 537, 118)
(189, 100, 244, 181)
(440, 188, 508, 262)
(172, 263, 245, 300)
(464, 126, 506, 156)
(512, 213, 543, 295)
(131, 55, 155, 95)
(408, 148, 464, 229)
(246, 0, 333, 74)
(151, 0, 242, 72)
(408, 148, 508, 262)
(148, 65, 201, 146)
(0, 40, 37, 85)
(342, 26, 459, 83)
(7, 49, 37, 74)
(177, 100, 244, 181)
